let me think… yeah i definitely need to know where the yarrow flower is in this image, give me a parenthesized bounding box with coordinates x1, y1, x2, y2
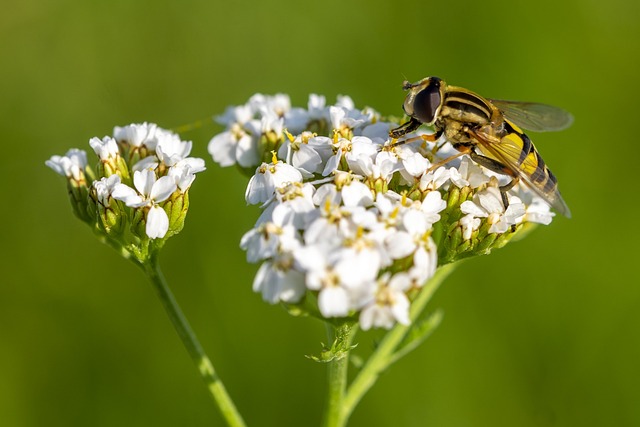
(47, 123, 205, 262)
(208, 93, 560, 330)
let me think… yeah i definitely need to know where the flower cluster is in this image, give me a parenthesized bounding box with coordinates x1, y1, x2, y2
(47, 123, 205, 261)
(209, 94, 555, 330)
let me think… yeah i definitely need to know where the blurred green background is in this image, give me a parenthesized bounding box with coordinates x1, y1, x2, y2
(2, 0, 639, 425)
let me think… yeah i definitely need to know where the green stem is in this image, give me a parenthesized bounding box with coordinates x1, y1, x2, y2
(341, 263, 457, 420)
(322, 322, 357, 427)
(144, 257, 246, 427)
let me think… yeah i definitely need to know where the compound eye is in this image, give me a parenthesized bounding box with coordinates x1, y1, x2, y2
(412, 83, 441, 124)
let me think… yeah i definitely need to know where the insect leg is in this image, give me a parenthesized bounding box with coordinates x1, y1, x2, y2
(388, 130, 442, 149)
(467, 150, 520, 210)
(389, 117, 423, 139)
(426, 149, 467, 172)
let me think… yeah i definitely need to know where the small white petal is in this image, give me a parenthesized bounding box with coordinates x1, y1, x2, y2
(132, 156, 159, 172)
(133, 169, 156, 197)
(341, 181, 373, 208)
(245, 168, 273, 205)
(385, 231, 416, 259)
(403, 152, 430, 177)
(208, 131, 238, 167)
(236, 133, 260, 168)
(478, 188, 504, 214)
(318, 287, 350, 317)
(390, 293, 410, 325)
(277, 269, 306, 303)
(150, 176, 177, 202)
(146, 205, 169, 239)
(460, 200, 488, 217)
(112, 184, 145, 207)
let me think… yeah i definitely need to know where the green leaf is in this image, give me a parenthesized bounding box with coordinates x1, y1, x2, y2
(388, 309, 444, 366)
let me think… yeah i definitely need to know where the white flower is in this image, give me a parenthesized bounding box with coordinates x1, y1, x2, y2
(168, 161, 202, 192)
(460, 187, 526, 233)
(294, 245, 351, 317)
(245, 159, 303, 205)
(359, 273, 412, 330)
(401, 152, 431, 180)
(460, 213, 481, 240)
(92, 175, 121, 205)
(511, 185, 555, 225)
(329, 106, 367, 132)
(336, 95, 355, 110)
(257, 183, 316, 229)
(278, 133, 333, 177)
(419, 166, 451, 191)
(132, 156, 159, 172)
(295, 244, 378, 318)
(89, 136, 119, 161)
(241, 210, 299, 263)
(361, 122, 392, 143)
(449, 156, 490, 189)
(46, 149, 87, 181)
(312, 183, 342, 207)
(341, 180, 374, 208)
(307, 94, 327, 119)
(215, 104, 253, 128)
(112, 168, 177, 239)
(348, 151, 398, 187)
(260, 108, 285, 139)
(408, 241, 437, 286)
(253, 255, 305, 304)
(208, 122, 260, 168)
(386, 209, 434, 260)
(416, 190, 447, 226)
(156, 134, 193, 167)
(113, 122, 158, 150)
(323, 136, 380, 176)
(249, 93, 291, 117)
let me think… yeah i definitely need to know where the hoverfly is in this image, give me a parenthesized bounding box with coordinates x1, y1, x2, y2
(389, 77, 572, 217)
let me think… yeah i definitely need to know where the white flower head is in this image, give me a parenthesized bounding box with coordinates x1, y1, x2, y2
(204, 91, 563, 328)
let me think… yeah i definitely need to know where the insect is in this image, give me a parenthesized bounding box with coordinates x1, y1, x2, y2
(389, 76, 572, 217)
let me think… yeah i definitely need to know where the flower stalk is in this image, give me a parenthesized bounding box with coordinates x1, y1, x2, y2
(144, 255, 246, 427)
(341, 262, 456, 421)
(321, 322, 358, 427)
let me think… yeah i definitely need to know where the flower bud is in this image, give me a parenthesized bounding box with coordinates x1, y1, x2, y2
(163, 190, 190, 237)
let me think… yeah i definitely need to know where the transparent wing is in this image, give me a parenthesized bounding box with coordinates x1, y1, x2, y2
(488, 99, 574, 132)
(472, 128, 571, 217)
